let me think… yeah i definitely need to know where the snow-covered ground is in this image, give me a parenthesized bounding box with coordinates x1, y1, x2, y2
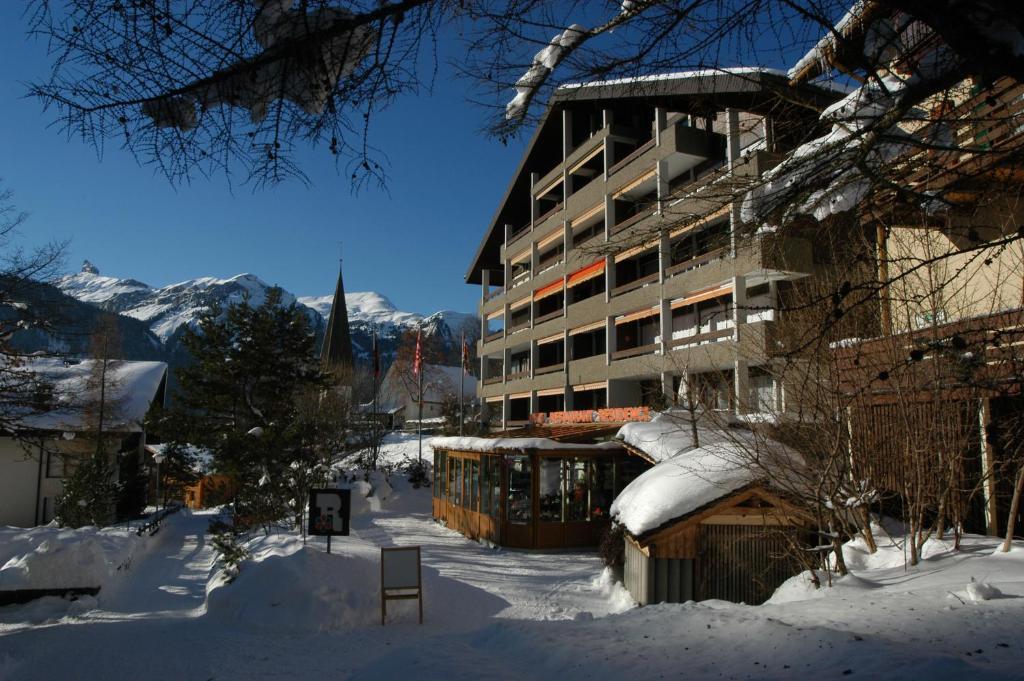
(2, 471, 1024, 680)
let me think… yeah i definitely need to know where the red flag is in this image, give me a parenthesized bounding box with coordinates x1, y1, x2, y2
(413, 328, 422, 376)
(461, 333, 470, 375)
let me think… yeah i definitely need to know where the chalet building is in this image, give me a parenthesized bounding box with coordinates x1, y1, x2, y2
(787, 2, 1024, 537)
(464, 69, 844, 429)
(375, 362, 477, 430)
(0, 358, 168, 527)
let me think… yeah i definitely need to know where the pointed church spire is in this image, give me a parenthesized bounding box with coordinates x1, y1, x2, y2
(320, 259, 354, 370)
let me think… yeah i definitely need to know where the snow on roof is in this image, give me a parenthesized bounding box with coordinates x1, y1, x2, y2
(559, 66, 789, 91)
(787, 1, 868, 81)
(14, 358, 167, 433)
(430, 436, 621, 453)
(611, 411, 796, 536)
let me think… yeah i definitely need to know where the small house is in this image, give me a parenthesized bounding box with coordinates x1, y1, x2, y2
(612, 415, 810, 605)
(377, 363, 477, 429)
(0, 358, 168, 527)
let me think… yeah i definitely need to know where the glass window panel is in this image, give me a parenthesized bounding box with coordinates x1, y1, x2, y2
(454, 458, 463, 506)
(590, 460, 614, 520)
(538, 458, 563, 522)
(447, 456, 456, 504)
(565, 459, 589, 521)
(480, 456, 490, 514)
(507, 455, 532, 524)
(469, 460, 480, 511)
(491, 457, 501, 517)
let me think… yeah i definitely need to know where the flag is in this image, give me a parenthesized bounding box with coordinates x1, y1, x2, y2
(372, 330, 380, 378)
(461, 332, 470, 375)
(413, 328, 422, 376)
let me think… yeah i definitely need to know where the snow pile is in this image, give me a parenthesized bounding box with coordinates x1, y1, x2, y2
(560, 66, 790, 91)
(205, 534, 381, 633)
(966, 578, 1002, 602)
(506, 24, 587, 120)
(0, 525, 144, 591)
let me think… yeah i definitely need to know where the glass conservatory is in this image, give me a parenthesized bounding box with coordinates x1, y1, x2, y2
(431, 443, 649, 549)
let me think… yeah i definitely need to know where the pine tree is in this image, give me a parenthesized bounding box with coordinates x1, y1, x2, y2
(158, 288, 326, 531)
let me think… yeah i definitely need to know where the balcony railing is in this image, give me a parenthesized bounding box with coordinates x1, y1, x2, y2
(505, 370, 529, 381)
(611, 206, 656, 235)
(608, 138, 656, 176)
(611, 342, 659, 361)
(670, 327, 734, 348)
(483, 287, 505, 302)
(533, 308, 564, 325)
(666, 246, 728, 278)
(611, 272, 659, 297)
(507, 320, 530, 335)
(536, 202, 564, 226)
(483, 376, 503, 386)
(484, 331, 504, 344)
(534, 363, 565, 376)
(507, 221, 531, 246)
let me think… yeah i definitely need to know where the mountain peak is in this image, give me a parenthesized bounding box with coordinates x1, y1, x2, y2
(81, 260, 99, 275)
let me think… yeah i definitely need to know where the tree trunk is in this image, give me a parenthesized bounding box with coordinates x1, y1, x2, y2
(1001, 465, 1024, 552)
(858, 506, 877, 553)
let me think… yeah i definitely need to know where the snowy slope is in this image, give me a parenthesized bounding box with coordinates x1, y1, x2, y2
(55, 261, 477, 371)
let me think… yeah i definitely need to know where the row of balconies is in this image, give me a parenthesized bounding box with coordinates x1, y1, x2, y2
(478, 285, 779, 395)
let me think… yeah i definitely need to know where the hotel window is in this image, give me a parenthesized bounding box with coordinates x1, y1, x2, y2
(507, 455, 532, 524)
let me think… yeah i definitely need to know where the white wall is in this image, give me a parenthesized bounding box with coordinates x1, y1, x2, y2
(0, 438, 42, 527)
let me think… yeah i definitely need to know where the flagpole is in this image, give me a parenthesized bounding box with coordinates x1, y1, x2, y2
(459, 331, 465, 437)
(372, 328, 379, 468)
(416, 326, 423, 465)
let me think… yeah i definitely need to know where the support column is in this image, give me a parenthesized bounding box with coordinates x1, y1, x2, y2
(733, 358, 750, 416)
(725, 108, 741, 169)
(659, 298, 671, 357)
(529, 172, 539, 232)
(656, 158, 670, 215)
(606, 315, 616, 366)
(654, 106, 668, 147)
(979, 398, 1001, 536)
(732, 274, 746, 342)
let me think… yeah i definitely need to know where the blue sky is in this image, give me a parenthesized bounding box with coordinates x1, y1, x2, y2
(0, 5, 526, 315)
(0, 4, 827, 316)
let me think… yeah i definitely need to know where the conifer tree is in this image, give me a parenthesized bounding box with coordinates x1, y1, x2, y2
(159, 288, 326, 531)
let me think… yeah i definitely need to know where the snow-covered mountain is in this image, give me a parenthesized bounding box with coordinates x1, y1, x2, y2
(55, 261, 477, 370)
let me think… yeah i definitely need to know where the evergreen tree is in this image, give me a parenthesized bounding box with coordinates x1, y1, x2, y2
(158, 288, 326, 531)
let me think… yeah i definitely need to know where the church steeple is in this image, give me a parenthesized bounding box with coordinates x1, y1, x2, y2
(320, 260, 354, 369)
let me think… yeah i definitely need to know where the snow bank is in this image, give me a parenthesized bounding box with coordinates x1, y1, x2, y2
(0, 524, 145, 591)
(205, 534, 381, 632)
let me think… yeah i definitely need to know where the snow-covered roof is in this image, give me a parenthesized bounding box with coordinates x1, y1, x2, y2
(559, 66, 789, 91)
(430, 436, 621, 453)
(13, 358, 167, 433)
(611, 412, 796, 536)
(380, 363, 477, 410)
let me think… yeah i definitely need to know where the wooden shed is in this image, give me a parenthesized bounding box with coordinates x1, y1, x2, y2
(622, 484, 810, 605)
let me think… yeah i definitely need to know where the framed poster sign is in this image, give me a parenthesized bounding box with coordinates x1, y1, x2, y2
(308, 488, 351, 537)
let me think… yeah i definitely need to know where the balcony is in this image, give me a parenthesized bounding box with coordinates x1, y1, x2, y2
(670, 327, 734, 348)
(611, 272, 658, 297)
(608, 138, 656, 176)
(611, 205, 656, 236)
(535, 363, 565, 376)
(483, 330, 504, 344)
(505, 370, 529, 381)
(666, 245, 729, 278)
(533, 308, 563, 325)
(611, 343, 659, 361)
(483, 375, 504, 386)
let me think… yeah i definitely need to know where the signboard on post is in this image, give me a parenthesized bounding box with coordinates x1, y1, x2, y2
(308, 489, 351, 553)
(380, 546, 423, 625)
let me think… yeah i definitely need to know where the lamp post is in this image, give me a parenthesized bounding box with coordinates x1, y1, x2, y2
(152, 450, 166, 517)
